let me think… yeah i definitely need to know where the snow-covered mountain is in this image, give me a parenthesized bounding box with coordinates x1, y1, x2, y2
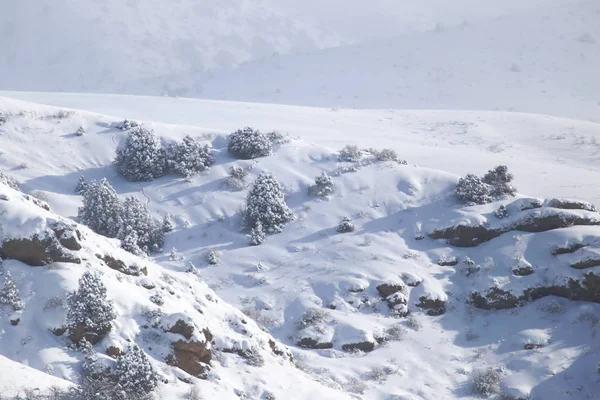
(1, 0, 597, 121)
(0, 95, 599, 399)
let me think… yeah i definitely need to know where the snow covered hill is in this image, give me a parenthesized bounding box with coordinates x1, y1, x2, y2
(1, 0, 597, 121)
(1, 95, 600, 399)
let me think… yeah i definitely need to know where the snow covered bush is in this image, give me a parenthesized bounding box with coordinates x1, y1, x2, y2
(310, 172, 334, 197)
(78, 178, 122, 238)
(205, 250, 221, 265)
(0, 272, 23, 311)
(336, 216, 355, 233)
(225, 165, 248, 191)
(75, 175, 88, 195)
(472, 366, 503, 397)
(483, 165, 517, 197)
(75, 126, 86, 137)
(455, 173, 492, 205)
(115, 126, 166, 182)
(114, 345, 158, 395)
(338, 145, 361, 162)
(162, 213, 175, 233)
(166, 135, 214, 177)
(0, 170, 20, 190)
(120, 231, 145, 257)
(227, 127, 272, 159)
(248, 221, 266, 246)
(494, 204, 508, 219)
(374, 148, 406, 163)
(149, 293, 164, 306)
(116, 119, 139, 131)
(0, 111, 6, 125)
(118, 196, 164, 253)
(243, 172, 293, 233)
(297, 308, 329, 331)
(67, 271, 116, 342)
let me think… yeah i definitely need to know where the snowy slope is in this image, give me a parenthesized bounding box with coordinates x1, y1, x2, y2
(1, 1, 598, 121)
(1, 95, 600, 399)
(0, 355, 71, 398)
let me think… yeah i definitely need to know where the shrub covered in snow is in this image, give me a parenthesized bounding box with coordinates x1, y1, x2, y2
(162, 213, 175, 233)
(227, 127, 272, 159)
(0, 272, 23, 311)
(114, 345, 158, 395)
(67, 271, 116, 339)
(310, 172, 334, 197)
(0, 170, 20, 190)
(297, 308, 329, 331)
(494, 204, 508, 219)
(118, 196, 164, 253)
(483, 165, 516, 197)
(455, 173, 492, 205)
(336, 216, 355, 233)
(225, 165, 248, 191)
(115, 126, 166, 182)
(338, 145, 361, 162)
(75, 126, 86, 137)
(166, 135, 214, 177)
(373, 148, 407, 164)
(75, 175, 88, 195)
(0, 111, 6, 125)
(243, 172, 293, 233)
(206, 250, 221, 265)
(472, 366, 503, 397)
(116, 119, 139, 131)
(248, 221, 266, 246)
(78, 178, 122, 238)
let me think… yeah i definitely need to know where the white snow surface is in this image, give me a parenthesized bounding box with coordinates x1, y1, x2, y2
(0, 95, 599, 399)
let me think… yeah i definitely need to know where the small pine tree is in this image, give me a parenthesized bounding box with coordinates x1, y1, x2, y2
(114, 345, 158, 395)
(243, 172, 293, 233)
(248, 221, 266, 246)
(336, 216, 355, 233)
(162, 213, 175, 233)
(313, 172, 333, 197)
(226, 165, 248, 191)
(206, 250, 220, 265)
(75, 175, 88, 195)
(118, 196, 164, 253)
(67, 271, 116, 339)
(168, 247, 182, 261)
(115, 126, 166, 182)
(75, 126, 86, 136)
(0, 272, 23, 311)
(227, 127, 272, 159)
(78, 178, 122, 238)
(166, 135, 214, 177)
(185, 261, 196, 273)
(494, 204, 508, 219)
(483, 165, 517, 197)
(120, 230, 145, 256)
(455, 173, 492, 205)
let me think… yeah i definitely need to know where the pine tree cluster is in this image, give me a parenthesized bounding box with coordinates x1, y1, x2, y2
(243, 172, 293, 236)
(78, 178, 164, 253)
(455, 165, 517, 205)
(166, 135, 214, 177)
(0, 272, 23, 311)
(227, 127, 272, 159)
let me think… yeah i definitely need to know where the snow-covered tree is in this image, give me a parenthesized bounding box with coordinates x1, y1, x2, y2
(116, 119, 139, 131)
(114, 345, 158, 395)
(227, 127, 272, 159)
(0, 272, 23, 311)
(248, 221, 265, 246)
(75, 126, 86, 137)
(338, 145, 361, 162)
(0, 111, 6, 125)
(168, 247, 183, 261)
(115, 126, 166, 182)
(166, 135, 214, 177)
(206, 250, 221, 265)
(494, 204, 508, 219)
(117, 196, 164, 253)
(162, 213, 175, 233)
(78, 178, 122, 237)
(0, 170, 20, 191)
(185, 261, 196, 273)
(75, 175, 88, 195)
(483, 165, 517, 197)
(243, 172, 293, 233)
(336, 216, 355, 233)
(120, 230, 145, 256)
(67, 271, 116, 340)
(455, 173, 492, 205)
(313, 172, 333, 197)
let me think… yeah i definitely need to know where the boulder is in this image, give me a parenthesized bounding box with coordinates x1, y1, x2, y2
(68, 323, 112, 345)
(96, 254, 147, 276)
(546, 198, 597, 212)
(341, 341, 375, 353)
(165, 319, 195, 340)
(168, 329, 213, 377)
(1, 233, 80, 266)
(296, 338, 333, 350)
(416, 296, 446, 316)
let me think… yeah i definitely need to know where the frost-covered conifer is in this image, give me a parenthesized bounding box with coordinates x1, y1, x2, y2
(75, 175, 88, 195)
(185, 261, 196, 273)
(67, 271, 116, 339)
(243, 172, 293, 233)
(162, 213, 175, 233)
(118, 196, 164, 253)
(494, 204, 509, 219)
(248, 221, 265, 246)
(120, 230, 145, 257)
(455, 173, 492, 205)
(483, 165, 517, 197)
(227, 127, 272, 159)
(168, 247, 183, 261)
(336, 216, 355, 233)
(226, 165, 248, 191)
(78, 178, 122, 238)
(114, 345, 158, 395)
(166, 135, 214, 177)
(0, 272, 23, 311)
(313, 172, 333, 197)
(75, 126, 86, 137)
(206, 250, 220, 265)
(116, 126, 166, 181)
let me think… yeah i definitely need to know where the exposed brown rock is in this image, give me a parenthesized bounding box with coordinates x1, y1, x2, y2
(165, 319, 195, 340)
(524, 343, 544, 350)
(96, 254, 147, 276)
(1, 234, 80, 266)
(571, 257, 600, 270)
(437, 258, 459, 266)
(10, 318, 20, 326)
(551, 242, 587, 256)
(170, 331, 212, 377)
(512, 266, 534, 276)
(106, 346, 123, 358)
(68, 323, 112, 345)
(546, 198, 597, 212)
(341, 341, 375, 353)
(296, 338, 333, 350)
(429, 224, 504, 247)
(416, 296, 447, 316)
(51, 223, 83, 251)
(376, 283, 407, 298)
